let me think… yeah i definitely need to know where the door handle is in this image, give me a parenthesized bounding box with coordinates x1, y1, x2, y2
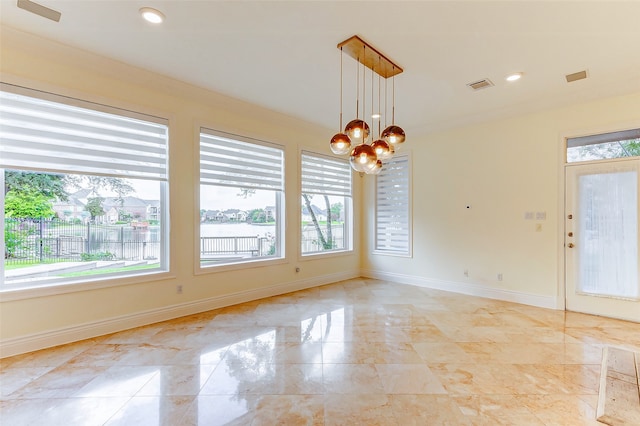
(567, 243, 575, 248)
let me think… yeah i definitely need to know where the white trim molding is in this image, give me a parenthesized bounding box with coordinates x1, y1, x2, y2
(361, 269, 558, 310)
(0, 270, 358, 358)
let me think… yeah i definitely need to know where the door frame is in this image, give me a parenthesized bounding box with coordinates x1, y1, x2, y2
(558, 120, 640, 313)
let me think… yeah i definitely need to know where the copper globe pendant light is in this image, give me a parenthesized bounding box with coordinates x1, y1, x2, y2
(330, 48, 352, 155)
(369, 160, 383, 175)
(330, 132, 352, 156)
(349, 143, 377, 173)
(372, 139, 393, 160)
(344, 119, 370, 143)
(344, 48, 369, 146)
(371, 55, 393, 162)
(349, 45, 378, 173)
(330, 35, 405, 174)
(381, 66, 406, 149)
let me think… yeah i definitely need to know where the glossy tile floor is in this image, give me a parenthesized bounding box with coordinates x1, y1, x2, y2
(2, 278, 640, 425)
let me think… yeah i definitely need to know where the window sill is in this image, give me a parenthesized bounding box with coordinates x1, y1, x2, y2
(299, 249, 354, 261)
(371, 250, 413, 258)
(195, 256, 288, 275)
(0, 271, 176, 302)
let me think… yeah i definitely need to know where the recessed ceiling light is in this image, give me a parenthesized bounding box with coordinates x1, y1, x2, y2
(371, 113, 381, 119)
(506, 72, 523, 82)
(140, 7, 165, 24)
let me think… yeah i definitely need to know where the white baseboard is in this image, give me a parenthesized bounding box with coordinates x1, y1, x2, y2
(361, 269, 558, 310)
(0, 270, 358, 358)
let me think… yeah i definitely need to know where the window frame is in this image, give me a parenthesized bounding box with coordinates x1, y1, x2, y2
(300, 150, 353, 257)
(566, 128, 640, 164)
(373, 152, 412, 257)
(196, 127, 286, 272)
(0, 83, 171, 296)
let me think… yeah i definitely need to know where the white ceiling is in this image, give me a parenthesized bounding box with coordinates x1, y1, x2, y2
(2, 1, 640, 137)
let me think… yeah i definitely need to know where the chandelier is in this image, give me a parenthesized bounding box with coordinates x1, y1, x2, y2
(330, 35, 406, 174)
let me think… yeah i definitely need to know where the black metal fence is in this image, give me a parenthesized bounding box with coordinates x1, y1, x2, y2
(5, 218, 345, 265)
(200, 236, 273, 258)
(4, 218, 160, 265)
(301, 224, 345, 253)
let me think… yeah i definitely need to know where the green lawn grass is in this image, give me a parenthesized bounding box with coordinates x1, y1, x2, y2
(5, 261, 56, 270)
(58, 263, 158, 277)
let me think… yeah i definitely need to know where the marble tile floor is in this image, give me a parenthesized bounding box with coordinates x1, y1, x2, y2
(2, 278, 640, 425)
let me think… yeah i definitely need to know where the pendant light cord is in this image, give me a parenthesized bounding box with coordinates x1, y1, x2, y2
(384, 73, 388, 129)
(355, 52, 359, 119)
(362, 45, 366, 140)
(378, 56, 381, 137)
(392, 67, 396, 125)
(339, 47, 343, 132)
(370, 56, 374, 142)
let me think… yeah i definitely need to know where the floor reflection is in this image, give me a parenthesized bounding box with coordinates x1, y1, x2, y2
(2, 278, 640, 425)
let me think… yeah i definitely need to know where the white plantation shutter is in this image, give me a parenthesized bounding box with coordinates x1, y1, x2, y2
(200, 129, 283, 190)
(375, 154, 411, 254)
(0, 84, 168, 180)
(301, 151, 351, 196)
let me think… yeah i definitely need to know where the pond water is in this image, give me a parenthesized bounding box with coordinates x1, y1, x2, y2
(200, 223, 276, 238)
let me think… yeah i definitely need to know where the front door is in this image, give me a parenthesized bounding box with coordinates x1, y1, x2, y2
(565, 159, 640, 322)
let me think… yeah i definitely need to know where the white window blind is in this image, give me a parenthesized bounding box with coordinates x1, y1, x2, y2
(375, 154, 411, 254)
(301, 151, 351, 196)
(0, 85, 168, 180)
(200, 129, 283, 190)
(567, 128, 640, 148)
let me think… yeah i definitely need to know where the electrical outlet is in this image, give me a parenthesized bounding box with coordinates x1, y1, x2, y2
(497, 273, 503, 281)
(464, 269, 469, 277)
(176, 285, 183, 294)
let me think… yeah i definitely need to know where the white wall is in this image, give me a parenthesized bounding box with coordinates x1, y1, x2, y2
(0, 28, 361, 357)
(362, 91, 640, 308)
(2, 25, 639, 357)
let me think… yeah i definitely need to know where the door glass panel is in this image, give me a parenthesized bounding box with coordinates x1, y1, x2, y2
(577, 170, 639, 299)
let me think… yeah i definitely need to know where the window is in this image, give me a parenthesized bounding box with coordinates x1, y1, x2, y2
(375, 153, 411, 255)
(199, 129, 284, 267)
(0, 84, 169, 289)
(301, 151, 352, 255)
(567, 128, 640, 163)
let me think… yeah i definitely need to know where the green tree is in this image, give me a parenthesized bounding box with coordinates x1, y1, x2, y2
(4, 224, 29, 259)
(118, 210, 132, 222)
(4, 190, 55, 218)
(324, 195, 332, 247)
(330, 202, 343, 221)
(237, 188, 256, 198)
(4, 171, 67, 200)
(85, 197, 105, 221)
(249, 208, 266, 223)
(65, 175, 134, 200)
(570, 138, 640, 161)
(5, 171, 135, 202)
(302, 194, 333, 250)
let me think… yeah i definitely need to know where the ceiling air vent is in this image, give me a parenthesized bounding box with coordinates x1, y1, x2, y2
(566, 70, 588, 83)
(467, 78, 494, 91)
(17, 0, 61, 22)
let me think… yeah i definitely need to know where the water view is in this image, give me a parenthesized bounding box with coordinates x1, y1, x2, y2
(200, 223, 276, 238)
